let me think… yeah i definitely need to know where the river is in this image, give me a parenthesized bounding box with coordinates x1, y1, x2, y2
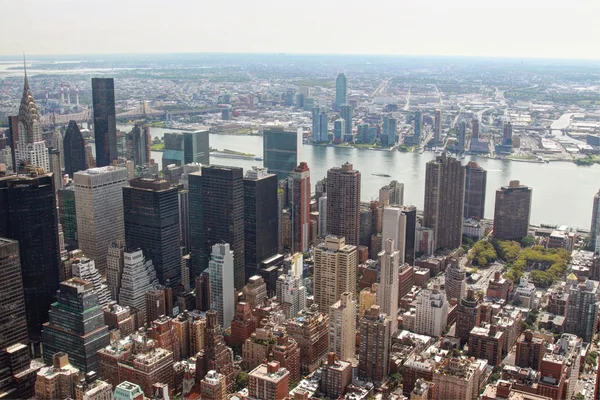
(119, 125, 600, 229)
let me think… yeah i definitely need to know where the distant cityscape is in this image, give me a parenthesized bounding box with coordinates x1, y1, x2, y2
(0, 54, 600, 400)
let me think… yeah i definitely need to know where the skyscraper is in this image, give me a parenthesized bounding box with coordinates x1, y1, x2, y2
(564, 278, 599, 343)
(339, 104, 353, 142)
(326, 162, 361, 246)
(402, 205, 417, 266)
(377, 239, 400, 333)
(74, 166, 128, 275)
(92, 78, 117, 167)
(319, 110, 329, 142)
(358, 305, 391, 385)
(434, 109, 442, 146)
(457, 121, 466, 151)
(208, 243, 235, 330)
(333, 119, 345, 143)
(335, 73, 347, 110)
(386, 117, 397, 147)
(276, 267, 307, 319)
(42, 278, 110, 373)
(63, 121, 87, 178)
(0, 172, 59, 342)
(413, 110, 422, 144)
(444, 259, 466, 302)
(162, 130, 210, 169)
(288, 162, 311, 253)
(70, 256, 112, 307)
(590, 190, 600, 253)
(472, 118, 480, 140)
(313, 236, 357, 313)
(423, 153, 465, 250)
(415, 286, 448, 337)
(130, 122, 151, 167)
(493, 180, 532, 241)
(244, 167, 278, 279)
(15, 66, 49, 172)
(502, 121, 513, 146)
(123, 178, 180, 287)
(456, 288, 482, 346)
(262, 126, 302, 181)
(464, 161, 487, 220)
(329, 292, 356, 362)
(0, 238, 28, 352)
(48, 148, 63, 192)
(189, 165, 245, 289)
(381, 206, 407, 262)
(311, 107, 321, 143)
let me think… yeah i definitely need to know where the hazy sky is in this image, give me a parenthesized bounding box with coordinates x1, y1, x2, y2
(2, 0, 599, 59)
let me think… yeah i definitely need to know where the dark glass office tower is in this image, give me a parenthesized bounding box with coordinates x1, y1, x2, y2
(189, 165, 245, 289)
(63, 120, 87, 177)
(92, 78, 117, 167)
(58, 184, 77, 250)
(123, 178, 180, 287)
(243, 167, 278, 280)
(41, 278, 110, 373)
(131, 122, 151, 167)
(464, 161, 487, 220)
(263, 127, 301, 181)
(0, 238, 28, 352)
(402, 206, 417, 266)
(0, 173, 60, 343)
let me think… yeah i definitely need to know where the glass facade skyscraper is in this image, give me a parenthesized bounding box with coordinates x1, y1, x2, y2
(63, 120, 87, 178)
(335, 73, 347, 110)
(92, 78, 117, 167)
(263, 126, 301, 181)
(0, 238, 28, 352)
(163, 131, 210, 170)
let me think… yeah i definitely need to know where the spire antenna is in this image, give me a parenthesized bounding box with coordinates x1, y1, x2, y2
(23, 52, 27, 79)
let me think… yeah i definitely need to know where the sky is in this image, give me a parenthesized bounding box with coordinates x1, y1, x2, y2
(2, 0, 600, 60)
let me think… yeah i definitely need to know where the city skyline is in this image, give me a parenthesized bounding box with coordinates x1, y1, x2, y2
(1, 0, 599, 60)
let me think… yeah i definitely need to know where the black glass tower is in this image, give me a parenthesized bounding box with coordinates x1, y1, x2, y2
(0, 238, 29, 351)
(263, 127, 300, 181)
(184, 130, 210, 165)
(0, 173, 60, 343)
(243, 167, 278, 280)
(189, 165, 245, 289)
(58, 185, 77, 250)
(123, 178, 180, 287)
(41, 278, 110, 373)
(63, 120, 87, 177)
(92, 78, 117, 167)
(402, 206, 417, 266)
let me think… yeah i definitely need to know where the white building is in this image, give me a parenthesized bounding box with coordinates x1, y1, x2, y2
(329, 292, 356, 362)
(208, 243, 235, 329)
(463, 218, 485, 240)
(514, 277, 536, 309)
(377, 238, 400, 333)
(415, 286, 448, 337)
(381, 206, 407, 263)
(276, 269, 307, 319)
(71, 256, 112, 307)
(74, 166, 128, 275)
(117, 248, 159, 324)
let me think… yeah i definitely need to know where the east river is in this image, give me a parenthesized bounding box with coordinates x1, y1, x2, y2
(119, 125, 600, 229)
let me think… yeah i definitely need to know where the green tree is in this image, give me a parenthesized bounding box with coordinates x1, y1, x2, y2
(235, 372, 249, 391)
(520, 236, 536, 247)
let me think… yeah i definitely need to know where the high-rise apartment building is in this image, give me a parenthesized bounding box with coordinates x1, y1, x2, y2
(329, 292, 356, 362)
(208, 243, 235, 330)
(493, 180, 532, 241)
(263, 126, 302, 181)
(123, 178, 180, 286)
(415, 286, 448, 337)
(286, 305, 329, 374)
(313, 236, 357, 313)
(515, 330, 548, 370)
(15, 69, 49, 172)
(318, 195, 327, 237)
(318, 110, 329, 142)
(92, 78, 117, 167)
(320, 353, 353, 399)
(63, 121, 87, 178)
(42, 278, 110, 373)
(423, 153, 465, 249)
(243, 275, 268, 310)
(433, 109, 442, 146)
(377, 239, 400, 333)
(335, 73, 347, 110)
(333, 119, 345, 143)
(189, 165, 245, 289)
(244, 167, 278, 279)
(464, 161, 487, 220)
(311, 107, 321, 142)
(590, 190, 600, 253)
(456, 288, 481, 346)
(358, 305, 391, 385)
(0, 172, 60, 342)
(564, 278, 599, 343)
(248, 361, 289, 400)
(381, 206, 407, 262)
(196, 310, 235, 391)
(413, 110, 422, 144)
(0, 238, 28, 352)
(472, 118, 480, 139)
(457, 121, 466, 151)
(74, 166, 128, 275)
(35, 353, 79, 400)
(444, 259, 466, 302)
(432, 357, 479, 400)
(339, 105, 353, 141)
(200, 370, 227, 400)
(469, 325, 505, 366)
(503, 121, 513, 146)
(276, 268, 307, 319)
(326, 162, 361, 246)
(288, 162, 311, 252)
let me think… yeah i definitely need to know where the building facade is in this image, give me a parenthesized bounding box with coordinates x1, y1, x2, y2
(288, 162, 311, 252)
(92, 78, 117, 167)
(493, 181, 532, 241)
(358, 305, 391, 385)
(464, 161, 487, 220)
(263, 127, 301, 181)
(329, 292, 356, 362)
(208, 243, 236, 330)
(326, 162, 361, 246)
